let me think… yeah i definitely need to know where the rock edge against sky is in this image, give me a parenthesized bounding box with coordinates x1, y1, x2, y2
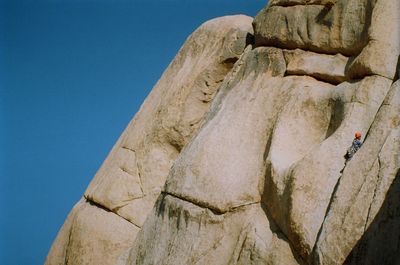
(46, 0, 400, 264)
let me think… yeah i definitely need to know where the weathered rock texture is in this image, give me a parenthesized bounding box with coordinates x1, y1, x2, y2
(46, 15, 254, 265)
(47, 1, 400, 264)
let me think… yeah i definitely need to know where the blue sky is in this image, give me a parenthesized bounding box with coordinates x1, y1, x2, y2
(1, 0, 265, 264)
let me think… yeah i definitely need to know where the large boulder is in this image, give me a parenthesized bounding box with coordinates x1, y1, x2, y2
(45, 15, 254, 265)
(253, 0, 374, 56)
(347, 0, 400, 79)
(47, 0, 400, 264)
(124, 195, 301, 265)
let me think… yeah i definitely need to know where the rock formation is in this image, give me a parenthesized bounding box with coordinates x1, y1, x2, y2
(46, 1, 400, 264)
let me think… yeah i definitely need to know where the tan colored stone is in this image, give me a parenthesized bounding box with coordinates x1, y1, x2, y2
(45, 199, 85, 265)
(344, 154, 400, 265)
(47, 15, 254, 265)
(126, 46, 305, 264)
(115, 191, 159, 227)
(344, 127, 400, 265)
(283, 49, 349, 84)
(232, 206, 305, 265)
(84, 15, 254, 227)
(343, 129, 400, 264)
(46, 199, 139, 265)
(264, 78, 334, 239)
(347, 0, 400, 79)
(164, 46, 288, 213)
(313, 80, 400, 265)
(288, 76, 392, 260)
(126, 195, 300, 265)
(264, 76, 392, 261)
(253, 0, 372, 56)
(48, 1, 400, 264)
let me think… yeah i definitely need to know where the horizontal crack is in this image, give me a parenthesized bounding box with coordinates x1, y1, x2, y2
(284, 72, 343, 85)
(162, 191, 260, 215)
(269, 2, 334, 8)
(230, 201, 261, 211)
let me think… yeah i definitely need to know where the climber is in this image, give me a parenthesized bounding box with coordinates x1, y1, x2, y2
(344, 131, 363, 162)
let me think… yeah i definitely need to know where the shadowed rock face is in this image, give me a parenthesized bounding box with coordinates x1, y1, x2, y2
(46, 1, 400, 264)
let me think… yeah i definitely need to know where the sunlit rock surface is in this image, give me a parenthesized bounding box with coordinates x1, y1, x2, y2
(47, 1, 400, 264)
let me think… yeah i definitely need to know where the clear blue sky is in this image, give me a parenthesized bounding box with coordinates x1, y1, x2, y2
(0, 0, 266, 264)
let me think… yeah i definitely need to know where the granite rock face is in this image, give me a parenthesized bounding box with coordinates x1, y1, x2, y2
(47, 1, 400, 264)
(46, 15, 254, 265)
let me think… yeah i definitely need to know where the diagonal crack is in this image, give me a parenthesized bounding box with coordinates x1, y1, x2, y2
(64, 221, 73, 265)
(121, 146, 145, 194)
(121, 146, 135, 152)
(364, 156, 382, 232)
(63, 201, 85, 265)
(313, 81, 393, 253)
(311, 168, 344, 257)
(84, 196, 141, 229)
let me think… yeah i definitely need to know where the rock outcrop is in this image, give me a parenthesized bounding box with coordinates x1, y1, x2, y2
(46, 15, 254, 265)
(46, 0, 400, 264)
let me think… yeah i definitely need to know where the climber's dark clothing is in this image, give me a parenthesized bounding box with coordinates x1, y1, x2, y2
(345, 139, 362, 161)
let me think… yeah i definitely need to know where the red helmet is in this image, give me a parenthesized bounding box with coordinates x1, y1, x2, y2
(355, 131, 362, 139)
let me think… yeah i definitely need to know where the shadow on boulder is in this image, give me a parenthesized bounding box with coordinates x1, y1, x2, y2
(344, 169, 400, 265)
